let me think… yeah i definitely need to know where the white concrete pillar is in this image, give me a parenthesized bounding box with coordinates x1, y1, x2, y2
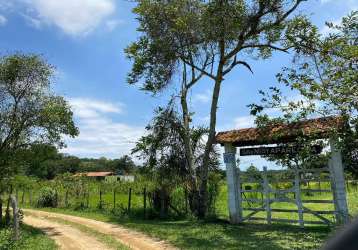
(223, 143, 241, 223)
(329, 138, 349, 224)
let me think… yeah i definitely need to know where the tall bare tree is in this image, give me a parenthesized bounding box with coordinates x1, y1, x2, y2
(126, 0, 309, 217)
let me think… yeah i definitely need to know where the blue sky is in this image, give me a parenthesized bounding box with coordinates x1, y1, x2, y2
(0, 0, 356, 169)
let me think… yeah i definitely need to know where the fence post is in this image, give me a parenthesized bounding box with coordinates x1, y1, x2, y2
(143, 187, 147, 218)
(10, 195, 19, 241)
(86, 191, 90, 208)
(65, 190, 69, 207)
(294, 168, 304, 228)
(29, 190, 32, 206)
(113, 189, 116, 210)
(128, 188, 132, 214)
(21, 190, 25, 205)
(99, 189, 103, 209)
(262, 167, 271, 224)
(237, 168, 243, 222)
(329, 138, 349, 224)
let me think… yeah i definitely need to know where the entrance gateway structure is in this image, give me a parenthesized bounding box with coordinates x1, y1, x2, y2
(215, 116, 349, 226)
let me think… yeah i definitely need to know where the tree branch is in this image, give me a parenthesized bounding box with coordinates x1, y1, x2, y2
(223, 56, 253, 75)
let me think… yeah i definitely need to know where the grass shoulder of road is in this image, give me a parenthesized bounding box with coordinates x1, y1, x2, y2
(35, 207, 333, 250)
(0, 224, 57, 250)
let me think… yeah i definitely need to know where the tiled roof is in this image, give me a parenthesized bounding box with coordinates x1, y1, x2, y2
(86, 172, 114, 177)
(215, 116, 344, 146)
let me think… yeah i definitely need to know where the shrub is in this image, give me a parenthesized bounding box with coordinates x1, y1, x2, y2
(36, 187, 58, 208)
(0, 228, 16, 250)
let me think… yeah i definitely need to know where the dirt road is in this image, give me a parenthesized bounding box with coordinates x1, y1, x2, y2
(23, 215, 111, 250)
(24, 209, 177, 250)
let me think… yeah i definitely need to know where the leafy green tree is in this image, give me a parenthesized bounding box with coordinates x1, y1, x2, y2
(111, 155, 136, 174)
(133, 103, 219, 216)
(0, 53, 79, 185)
(249, 12, 358, 175)
(127, 0, 309, 217)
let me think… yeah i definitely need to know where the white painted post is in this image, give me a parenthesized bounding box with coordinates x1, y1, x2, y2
(262, 167, 271, 224)
(294, 168, 304, 228)
(224, 144, 241, 224)
(10, 195, 19, 240)
(329, 138, 349, 224)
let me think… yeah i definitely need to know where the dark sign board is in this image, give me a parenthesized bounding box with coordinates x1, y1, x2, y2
(240, 145, 322, 156)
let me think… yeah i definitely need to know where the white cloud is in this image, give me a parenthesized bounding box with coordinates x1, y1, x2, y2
(62, 97, 145, 159)
(193, 90, 211, 104)
(234, 116, 255, 129)
(21, 13, 43, 29)
(24, 0, 116, 36)
(0, 1, 13, 10)
(0, 14, 6, 26)
(69, 98, 123, 118)
(105, 19, 122, 31)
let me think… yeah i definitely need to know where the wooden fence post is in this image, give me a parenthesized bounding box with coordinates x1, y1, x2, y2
(21, 190, 25, 205)
(237, 168, 243, 222)
(29, 190, 32, 206)
(10, 195, 19, 241)
(65, 190, 69, 207)
(99, 189, 103, 209)
(143, 187, 147, 218)
(262, 167, 271, 224)
(86, 191, 90, 208)
(294, 168, 304, 228)
(128, 188, 132, 214)
(113, 189, 116, 210)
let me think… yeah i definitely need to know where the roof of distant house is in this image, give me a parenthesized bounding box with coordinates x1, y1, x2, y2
(74, 172, 114, 177)
(215, 116, 345, 147)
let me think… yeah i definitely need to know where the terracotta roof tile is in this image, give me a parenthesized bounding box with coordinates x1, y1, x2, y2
(216, 116, 344, 146)
(86, 172, 114, 177)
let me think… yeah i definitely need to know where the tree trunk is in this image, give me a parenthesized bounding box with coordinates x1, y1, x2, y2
(199, 52, 225, 218)
(180, 64, 200, 211)
(180, 73, 196, 186)
(5, 185, 13, 225)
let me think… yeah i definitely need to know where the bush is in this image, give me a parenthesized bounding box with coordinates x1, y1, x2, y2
(36, 187, 58, 208)
(0, 228, 16, 250)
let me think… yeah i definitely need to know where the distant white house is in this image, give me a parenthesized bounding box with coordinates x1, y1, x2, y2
(118, 175, 135, 182)
(74, 172, 135, 183)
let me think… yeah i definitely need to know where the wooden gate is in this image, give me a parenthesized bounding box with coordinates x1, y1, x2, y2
(237, 167, 336, 227)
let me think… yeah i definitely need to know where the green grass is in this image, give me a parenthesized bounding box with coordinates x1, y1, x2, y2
(0, 224, 58, 250)
(15, 181, 358, 249)
(35, 207, 332, 250)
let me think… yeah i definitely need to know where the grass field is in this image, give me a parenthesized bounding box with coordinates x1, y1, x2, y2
(23, 181, 358, 250)
(0, 224, 57, 250)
